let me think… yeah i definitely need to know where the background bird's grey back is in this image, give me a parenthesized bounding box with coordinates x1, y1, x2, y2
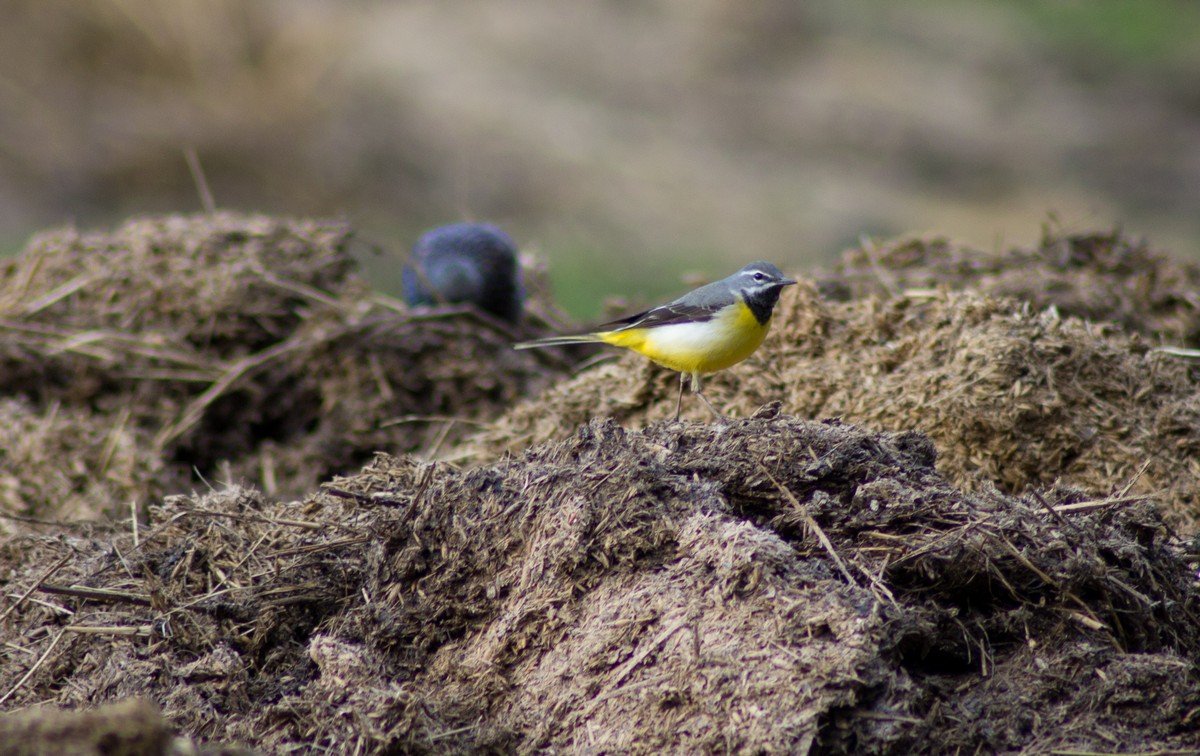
(402, 222, 525, 322)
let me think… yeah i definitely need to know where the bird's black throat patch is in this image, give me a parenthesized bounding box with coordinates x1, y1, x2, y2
(742, 286, 783, 325)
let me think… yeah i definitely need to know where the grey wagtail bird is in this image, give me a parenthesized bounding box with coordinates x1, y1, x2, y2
(514, 261, 796, 420)
(402, 222, 525, 323)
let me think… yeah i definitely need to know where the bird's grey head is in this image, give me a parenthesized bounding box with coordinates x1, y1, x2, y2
(731, 261, 797, 324)
(733, 261, 796, 292)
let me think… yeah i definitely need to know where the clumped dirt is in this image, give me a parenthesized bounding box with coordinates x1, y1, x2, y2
(2, 219, 1200, 754)
(816, 229, 1200, 346)
(0, 212, 574, 527)
(0, 698, 175, 756)
(0, 397, 164, 527)
(0, 415, 1197, 753)
(474, 280, 1200, 530)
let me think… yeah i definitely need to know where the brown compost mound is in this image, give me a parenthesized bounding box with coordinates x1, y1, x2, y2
(1, 415, 1197, 753)
(815, 229, 1200, 346)
(471, 285, 1200, 530)
(0, 212, 575, 527)
(0, 698, 174, 756)
(0, 397, 168, 529)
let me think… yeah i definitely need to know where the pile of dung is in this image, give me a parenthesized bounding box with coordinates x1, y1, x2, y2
(815, 229, 1200, 346)
(471, 284, 1200, 530)
(0, 397, 168, 528)
(1, 415, 1197, 753)
(0, 212, 574, 529)
(0, 699, 180, 756)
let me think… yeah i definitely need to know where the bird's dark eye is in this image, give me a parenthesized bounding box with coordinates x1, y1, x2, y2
(753, 272, 766, 282)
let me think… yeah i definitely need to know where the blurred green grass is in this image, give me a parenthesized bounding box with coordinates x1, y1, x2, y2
(1, 238, 24, 260)
(532, 243, 727, 323)
(1011, 0, 1200, 68)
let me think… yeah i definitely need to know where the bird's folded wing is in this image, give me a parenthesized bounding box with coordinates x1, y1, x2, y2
(598, 301, 721, 333)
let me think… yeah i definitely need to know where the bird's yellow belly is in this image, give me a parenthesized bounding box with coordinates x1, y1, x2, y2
(599, 302, 769, 374)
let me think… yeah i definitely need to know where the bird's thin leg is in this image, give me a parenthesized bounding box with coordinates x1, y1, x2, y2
(690, 373, 725, 422)
(674, 372, 687, 421)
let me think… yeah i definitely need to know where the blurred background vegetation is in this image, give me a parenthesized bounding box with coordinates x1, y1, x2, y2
(1, 0, 1198, 318)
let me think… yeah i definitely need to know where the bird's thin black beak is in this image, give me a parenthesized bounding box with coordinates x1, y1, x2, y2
(781, 277, 797, 286)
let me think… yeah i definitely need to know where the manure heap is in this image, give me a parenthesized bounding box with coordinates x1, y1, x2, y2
(1, 218, 1199, 754)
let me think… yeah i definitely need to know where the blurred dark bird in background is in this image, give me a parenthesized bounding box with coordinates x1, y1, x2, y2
(402, 223, 525, 323)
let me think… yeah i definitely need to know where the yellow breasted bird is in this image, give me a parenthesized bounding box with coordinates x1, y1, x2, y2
(514, 261, 796, 419)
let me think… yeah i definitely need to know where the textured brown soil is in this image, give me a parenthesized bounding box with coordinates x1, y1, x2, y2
(0, 213, 577, 528)
(1, 218, 1198, 754)
(472, 233, 1200, 532)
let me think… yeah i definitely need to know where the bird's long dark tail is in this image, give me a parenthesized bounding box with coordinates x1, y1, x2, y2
(513, 334, 602, 349)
